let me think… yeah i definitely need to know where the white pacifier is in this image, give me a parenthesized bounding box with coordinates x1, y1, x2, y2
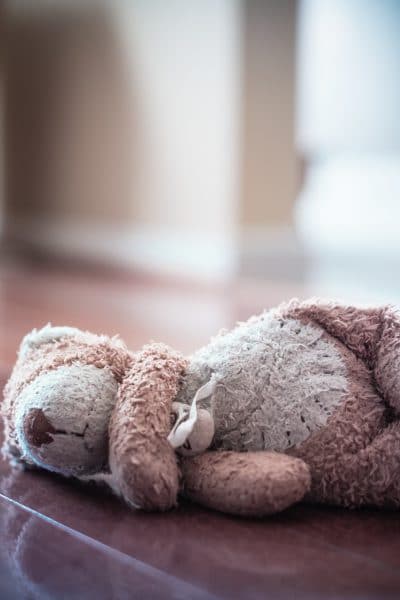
(168, 379, 216, 456)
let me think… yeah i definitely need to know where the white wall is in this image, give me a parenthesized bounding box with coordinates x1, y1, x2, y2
(297, 0, 400, 155)
(296, 0, 400, 302)
(112, 0, 241, 277)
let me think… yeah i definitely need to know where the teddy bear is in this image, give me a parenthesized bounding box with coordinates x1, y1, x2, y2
(2, 298, 400, 517)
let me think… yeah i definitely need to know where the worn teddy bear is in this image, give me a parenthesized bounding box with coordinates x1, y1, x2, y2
(2, 299, 400, 517)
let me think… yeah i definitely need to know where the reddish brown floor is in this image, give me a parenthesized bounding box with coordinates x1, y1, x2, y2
(1, 258, 400, 600)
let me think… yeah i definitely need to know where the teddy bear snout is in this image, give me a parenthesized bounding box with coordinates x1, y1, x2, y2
(14, 364, 119, 477)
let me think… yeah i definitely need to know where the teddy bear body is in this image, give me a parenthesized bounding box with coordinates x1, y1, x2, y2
(176, 311, 349, 454)
(174, 304, 397, 510)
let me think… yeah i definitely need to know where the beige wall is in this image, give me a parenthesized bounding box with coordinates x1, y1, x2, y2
(114, 0, 241, 238)
(240, 0, 298, 229)
(5, 5, 134, 223)
(4, 1, 298, 278)
(0, 4, 4, 234)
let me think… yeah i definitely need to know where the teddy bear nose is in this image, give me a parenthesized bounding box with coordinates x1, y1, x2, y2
(14, 364, 119, 476)
(23, 408, 56, 448)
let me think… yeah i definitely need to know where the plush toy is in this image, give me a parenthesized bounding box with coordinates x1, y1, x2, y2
(2, 299, 400, 517)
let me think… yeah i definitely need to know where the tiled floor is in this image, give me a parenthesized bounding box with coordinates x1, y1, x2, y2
(1, 258, 400, 600)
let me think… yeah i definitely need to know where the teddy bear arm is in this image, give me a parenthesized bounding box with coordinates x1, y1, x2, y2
(108, 344, 188, 511)
(180, 451, 311, 517)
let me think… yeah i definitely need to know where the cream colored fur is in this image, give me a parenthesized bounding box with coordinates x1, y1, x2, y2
(15, 364, 118, 476)
(176, 313, 348, 452)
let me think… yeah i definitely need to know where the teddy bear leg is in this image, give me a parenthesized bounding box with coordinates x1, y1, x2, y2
(308, 420, 400, 508)
(279, 299, 384, 365)
(281, 300, 400, 414)
(373, 308, 400, 414)
(180, 451, 311, 517)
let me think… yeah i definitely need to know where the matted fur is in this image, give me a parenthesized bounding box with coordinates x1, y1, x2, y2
(176, 314, 348, 452)
(181, 451, 311, 516)
(108, 344, 188, 511)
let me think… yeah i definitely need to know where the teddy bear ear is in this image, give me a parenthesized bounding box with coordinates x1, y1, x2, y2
(19, 325, 83, 358)
(108, 344, 188, 511)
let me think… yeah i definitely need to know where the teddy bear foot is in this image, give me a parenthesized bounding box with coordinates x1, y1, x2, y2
(180, 451, 311, 517)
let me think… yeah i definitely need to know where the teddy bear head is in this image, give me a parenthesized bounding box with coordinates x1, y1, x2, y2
(2, 325, 133, 477)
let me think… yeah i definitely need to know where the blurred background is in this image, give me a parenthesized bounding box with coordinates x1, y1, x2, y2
(1, 0, 400, 303)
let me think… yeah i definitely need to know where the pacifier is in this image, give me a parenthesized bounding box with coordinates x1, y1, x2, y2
(168, 380, 215, 456)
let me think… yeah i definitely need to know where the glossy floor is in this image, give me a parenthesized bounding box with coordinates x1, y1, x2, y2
(1, 259, 400, 600)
